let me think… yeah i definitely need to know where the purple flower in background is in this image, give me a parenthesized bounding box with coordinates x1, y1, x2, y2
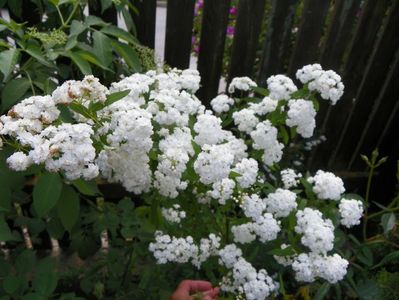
(197, 0, 204, 9)
(229, 6, 237, 15)
(193, 45, 200, 54)
(226, 26, 235, 37)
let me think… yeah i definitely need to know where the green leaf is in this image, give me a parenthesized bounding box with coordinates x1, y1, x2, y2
(73, 50, 112, 71)
(3, 274, 21, 295)
(32, 257, 58, 296)
(100, 0, 113, 12)
(229, 171, 241, 179)
(0, 214, 15, 241)
(0, 184, 11, 212)
(68, 102, 92, 119)
(72, 179, 101, 196)
(25, 43, 55, 68)
(279, 125, 289, 145)
(92, 31, 113, 67)
(66, 51, 92, 75)
(101, 25, 138, 44)
(313, 283, 331, 300)
(267, 246, 295, 256)
(84, 15, 108, 27)
(69, 20, 87, 37)
(381, 213, 396, 234)
(0, 48, 19, 81)
(104, 90, 130, 107)
(252, 86, 269, 96)
(372, 251, 399, 269)
(1, 78, 30, 112)
(33, 172, 63, 217)
(57, 185, 80, 232)
(111, 40, 142, 72)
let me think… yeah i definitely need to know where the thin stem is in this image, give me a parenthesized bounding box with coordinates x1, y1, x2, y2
(56, 5, 66, 28)
(63, 3, 80, 28)
(363, 165, 375, 240)
(24, 70, 35, 96)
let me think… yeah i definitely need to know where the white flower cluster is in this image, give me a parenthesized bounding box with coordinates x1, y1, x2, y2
(296, 64, 344, 105)
(308, 170, 345, 200)
(250, 121, 284, 166)
(149, 231, 220, 269)
(292, 253, 348, 283)
(339, 198, 363, 228)
(161, 204, 186, 223)
(281, 168, 302, 189)
(0, 66, 360, 299)
(286, 99, 316, 138)
(228, 77, 257, 93)
(267, 75, 298, 100)
(211, 94, 235, 113)
(219, 245, 279, 299)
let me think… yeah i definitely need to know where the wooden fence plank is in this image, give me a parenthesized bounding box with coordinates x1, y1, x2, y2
(227, 0, 266, 84)
(257, 0, 299, 86)
(314, 0, 361, 139)
(197, 0, 231, 105)
(310, 0, 390, 171)
(164, 0, 196, 69)
(350, 49, 399, 169)
(131, 0, 157, 48)
(332, 0, 399, 169)
(320, 0, 361, 70)
(287, 0, 331, 76)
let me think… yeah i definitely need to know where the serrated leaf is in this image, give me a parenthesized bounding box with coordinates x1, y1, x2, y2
(104, 89, 130, 107)
(101, 25, 138, 44)
(57, 185, 80, 232)
(1, 78, 30, 112)
(111, 40, 142, 72)
(381, 213, 396, 234)
(73, 49, 112, 71)
(92, 31, 113, 67)
(33, 172, 63, 217)
(0, 48, 19, 81)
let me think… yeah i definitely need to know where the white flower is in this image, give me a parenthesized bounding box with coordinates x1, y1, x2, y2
(241, 194, 265, 221)
(193, 113, 228, 146)
(162, 204, 186, 223)
(211, 94, 234, 113)
(295, 208, 335, 253)
(248, 96, 278, 116)
(228, 77, 257, 93)
(308, 70, 344, 105)
(296, 64, 323, 84)
(339, 198, 363, 228)
(250, 120, 278, 150)
(308, 170, 345, 200)
(281, 168, 302, 189)
(265, 188, 297, 217)
(252, 213, 281, 242)
(208, 178, 236, 205)
(233, 158, 258, 188)
(267, 74, 297, 100)
(219, 244, 243, 268)
(286, 99, 316, 138)
(7, 152, 32, 171)
(232, 109, 259, 134)
(231, 223, 256, 244)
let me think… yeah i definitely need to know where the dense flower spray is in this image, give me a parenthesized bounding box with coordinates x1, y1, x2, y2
(0, 65, 363, 299)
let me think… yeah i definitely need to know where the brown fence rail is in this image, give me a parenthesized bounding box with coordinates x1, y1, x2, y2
(1, 0, 399, 196)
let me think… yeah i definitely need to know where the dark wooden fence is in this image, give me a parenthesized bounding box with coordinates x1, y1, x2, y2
(3, 0, 399, 197)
